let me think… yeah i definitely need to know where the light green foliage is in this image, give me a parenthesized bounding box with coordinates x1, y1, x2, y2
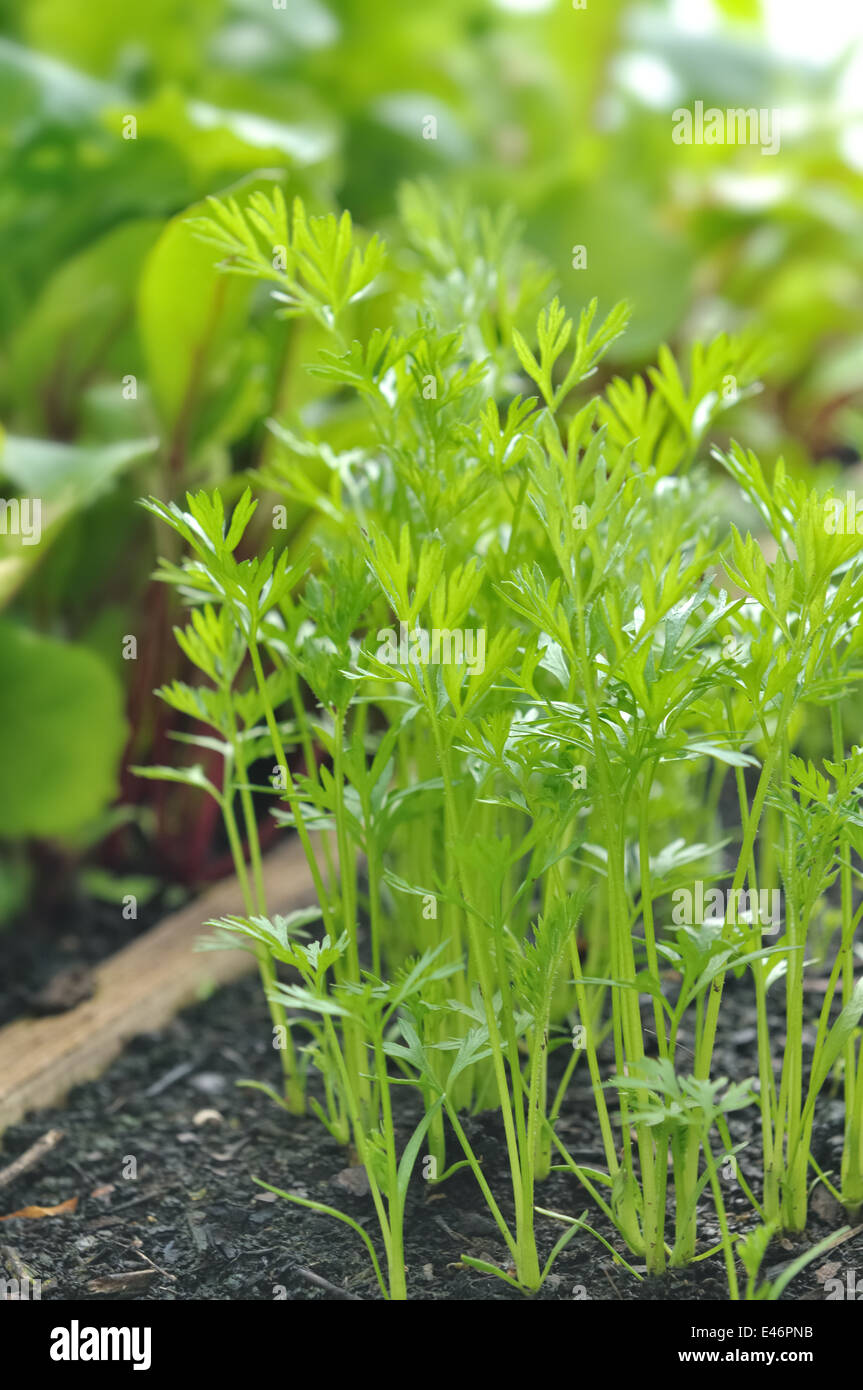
(138, 186, 863, 1301)
(189, 190, 386, 330)
(0, 620, 126, 836)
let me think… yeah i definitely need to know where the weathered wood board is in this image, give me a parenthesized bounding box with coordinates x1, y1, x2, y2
(0, 840, 314, 1136)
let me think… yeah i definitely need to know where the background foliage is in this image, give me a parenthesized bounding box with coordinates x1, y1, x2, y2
(0, 0, 861, 916)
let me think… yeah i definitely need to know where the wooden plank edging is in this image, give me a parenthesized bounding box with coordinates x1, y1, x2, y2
(0, 839, 313, 1136)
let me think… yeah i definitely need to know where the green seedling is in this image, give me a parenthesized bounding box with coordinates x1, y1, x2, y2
(136, 186, 863, 1298)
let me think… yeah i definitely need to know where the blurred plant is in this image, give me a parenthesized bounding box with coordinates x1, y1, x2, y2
(3, 0, 863, 920)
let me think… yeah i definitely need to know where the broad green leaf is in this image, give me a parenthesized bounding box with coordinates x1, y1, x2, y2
(0, 620, 126, 837)
(137, 193, 255, 434)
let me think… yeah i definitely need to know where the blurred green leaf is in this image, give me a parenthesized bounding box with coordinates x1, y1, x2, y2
(136, 179, 283, 450)
(0, 620, 126, 837)
(5, 218, 161, 430)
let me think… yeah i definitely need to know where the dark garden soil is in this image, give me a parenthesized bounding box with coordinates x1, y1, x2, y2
(0, 888, 185, 1030)
(1, 953, 859, 1302)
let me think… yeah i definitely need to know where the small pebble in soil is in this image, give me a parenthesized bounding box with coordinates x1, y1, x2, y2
(190, 1072, 227, 1095)
(453, 1209, 499, 1235)
(334, 1167, 370, 1196)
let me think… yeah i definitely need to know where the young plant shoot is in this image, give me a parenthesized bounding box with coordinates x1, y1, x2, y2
(139, 187, 863, 1299)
